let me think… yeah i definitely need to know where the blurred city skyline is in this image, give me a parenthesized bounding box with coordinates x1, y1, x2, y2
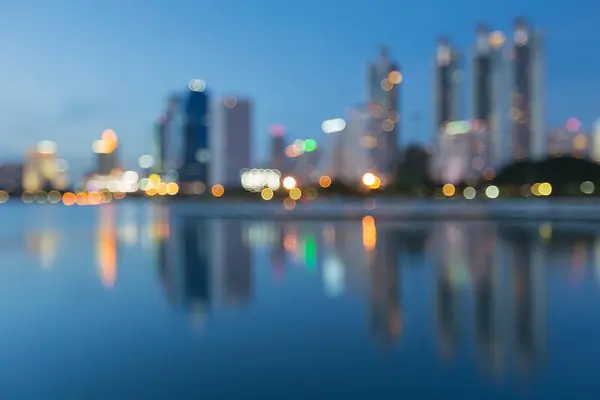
(2, 0, 600, 173)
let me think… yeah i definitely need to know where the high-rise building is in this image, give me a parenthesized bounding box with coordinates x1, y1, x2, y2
(212, 97, 252, 187)
(367, 48, 401, 182)
(92, 130, 119, 176)
(593, 119, 600, 162)
(473, 25, 509, 167)
(180, 79, 210, 187)
(23, 141, 68, 192)
(153, 95, 181, 176)
(270, 124, 286, 172)
(434, 38, 462, 135)
(510, 19, 545, 161)
(333, 105, 372, 185)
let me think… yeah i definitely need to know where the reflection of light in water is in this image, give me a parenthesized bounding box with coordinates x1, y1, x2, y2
(244, 223, 278, 246)
(27, 231, 60, 268)
(97, 205, 117, 288)
(362, 216, 376, 251)
(118, 224, 138, 246)
(323, 225, 336, 245)
(323, 253, 345, 297)
(118, 205, 139, 247)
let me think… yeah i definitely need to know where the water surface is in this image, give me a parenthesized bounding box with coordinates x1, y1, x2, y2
(1, 202, 600, 399)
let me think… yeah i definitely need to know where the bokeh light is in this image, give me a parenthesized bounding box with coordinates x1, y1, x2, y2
(261, 188, 274, 201)
(212, 184, 225, 197)
(581, 181, 594, 194)
(282, 176, 297, 190)
(485, 185, 500, 199)
(319, 175, 332, 188)
(442, 183, 456, 197)
(289, 188, 302, 200)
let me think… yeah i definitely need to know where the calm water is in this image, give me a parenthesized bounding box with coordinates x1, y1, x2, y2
(2, 202, 600, 399)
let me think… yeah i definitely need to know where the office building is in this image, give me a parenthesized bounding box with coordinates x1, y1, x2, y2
(153, 95, 182, 176)
(367, 48, 401, 182)
(510, 19, 545, 161)
(212, 97, 252, 187)
(270, 124, 286, 172)
(434, 38, 462, 135)
(473, 25, 509, 167)
(23, 141, 68, 192)
(180, 79, 210, 187)
(92, 130, 119, 176)
(548, 127, 590, 157)
(593, 119, 600, 162)
(333, 105, 372, 185)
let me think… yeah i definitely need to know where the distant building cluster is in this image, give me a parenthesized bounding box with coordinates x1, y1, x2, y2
(3, 16, 600, 198)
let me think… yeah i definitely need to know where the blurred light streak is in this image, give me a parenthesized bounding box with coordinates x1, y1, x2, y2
(362, 216, 376, 251)
(97, 205, 117, 289)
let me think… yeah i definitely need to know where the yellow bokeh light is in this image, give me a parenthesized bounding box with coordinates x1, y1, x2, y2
(0, 190, 9, 204)
(319, 175, 332, 188)
(289, 188, 302, 200)
(282, 176, 297, 190)
(146, 188, 158, 196)
(538, 182, 552, 196)
(212, 184, 225, 197)
(167, 182, 179, 195)
(442, 183, 456, 197)
(261, 187, 274, 200)
(149, 174, 161, 188)
(371, 176, 381, 189)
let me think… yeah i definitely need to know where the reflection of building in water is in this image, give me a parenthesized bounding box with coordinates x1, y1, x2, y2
(26, 230, 60, 268)
(97, 205, 118, 288)
(212, 220, 253, 306)
(181, 218, 212, 314)
(507, 228, 546, 370)
(433, 222, 547, 373)
(370, 228, 402, 345)
(433, 222, 465, 358)
(152, 205, 178, 304)
(334, 220, 371, 299)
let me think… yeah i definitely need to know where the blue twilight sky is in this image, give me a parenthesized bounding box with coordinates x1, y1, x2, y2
(2, 0, 600, 173)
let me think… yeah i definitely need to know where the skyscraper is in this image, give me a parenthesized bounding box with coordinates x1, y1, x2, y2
(270, 124, 286, 172)
(180, 79, 210, 187)
(367, 48, 401, 183)
(153, 95, 181, 176)
(212, 97, 252, 187)
(434, 38, 461, 135)
(510, 19, 544, 161)
(93, 130, 119, 176)
(593, 119, 600, 162)
(473, 25, 509, 167)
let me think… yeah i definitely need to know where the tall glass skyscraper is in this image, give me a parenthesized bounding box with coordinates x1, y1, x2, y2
(434, 38, 461, 134)
(472, 25, 510, 167)
(180, 80, 210, 187)
(367, 48, 401, 183)
(511, 19, 544, 161)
